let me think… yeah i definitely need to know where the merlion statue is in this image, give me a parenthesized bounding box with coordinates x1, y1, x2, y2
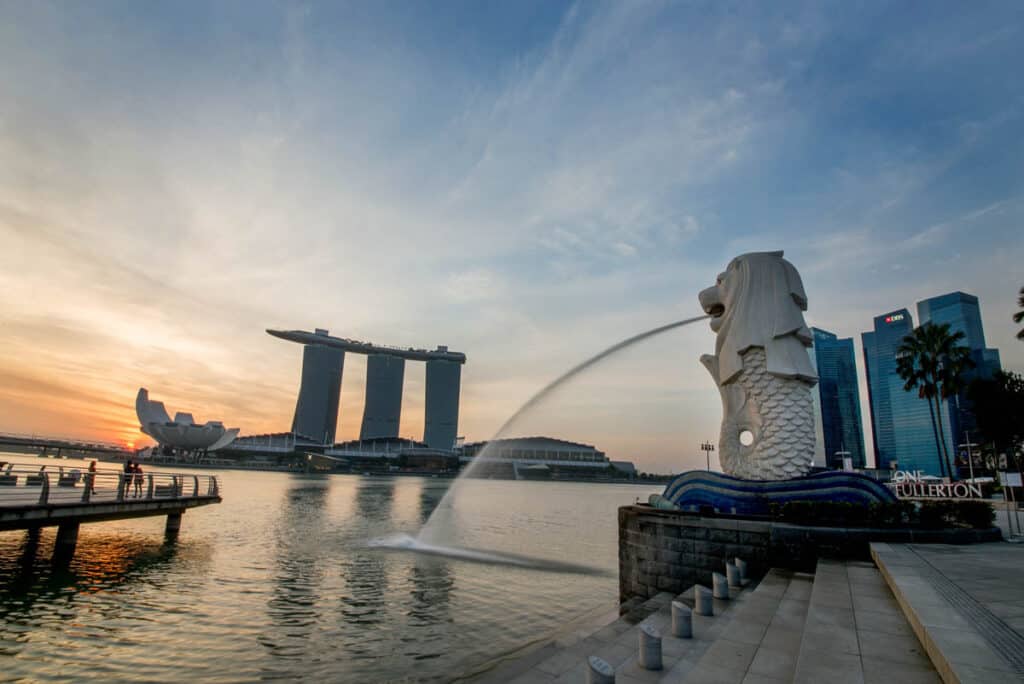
(698, 251, 818, 480)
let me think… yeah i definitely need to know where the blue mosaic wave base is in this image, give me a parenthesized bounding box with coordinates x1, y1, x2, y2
(662, 470, 897, 516)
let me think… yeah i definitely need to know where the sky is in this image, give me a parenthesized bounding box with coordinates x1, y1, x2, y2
(1, 1, 1022, 472)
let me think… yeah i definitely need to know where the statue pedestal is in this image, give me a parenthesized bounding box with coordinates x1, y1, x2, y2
(660, 470, 897, 517)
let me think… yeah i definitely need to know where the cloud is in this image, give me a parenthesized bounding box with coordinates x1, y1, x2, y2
(0, 1, 1022, 472)
(612, 242, 637, 257)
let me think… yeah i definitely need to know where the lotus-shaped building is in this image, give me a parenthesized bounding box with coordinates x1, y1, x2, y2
(135, 388, 239, 451)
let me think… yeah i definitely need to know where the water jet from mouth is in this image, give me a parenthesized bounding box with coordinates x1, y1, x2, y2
(371, 314, 710, 572)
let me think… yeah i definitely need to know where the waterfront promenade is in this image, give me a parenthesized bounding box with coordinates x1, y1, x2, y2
(873, 542, 1024, 683)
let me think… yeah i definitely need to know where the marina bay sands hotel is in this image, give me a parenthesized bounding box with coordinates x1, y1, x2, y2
(267, 328, 466, 450)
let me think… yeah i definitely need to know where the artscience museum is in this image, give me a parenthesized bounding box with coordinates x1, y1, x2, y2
(135, 388, 239, 451)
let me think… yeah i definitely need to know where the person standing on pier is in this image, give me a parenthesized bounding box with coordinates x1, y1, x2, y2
(124, 460, 133, 497)
(88, 460, 97, 494)
(133, 463, 144, 498)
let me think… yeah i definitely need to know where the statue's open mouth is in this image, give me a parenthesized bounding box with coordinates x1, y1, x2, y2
(705, 304, 725, 319)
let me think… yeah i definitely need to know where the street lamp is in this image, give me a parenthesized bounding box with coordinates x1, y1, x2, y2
(701, 441, 715, 472)
(835, 444, 852, 471)
(959, 431, 979, 483)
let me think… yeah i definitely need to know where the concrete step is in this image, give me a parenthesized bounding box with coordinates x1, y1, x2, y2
(871, 542, 1024, 684)
(474, 556, 945, 684)
(477, 562, 762, 683)
(793, 558, 940, 684)
(680, 568, 812, 683)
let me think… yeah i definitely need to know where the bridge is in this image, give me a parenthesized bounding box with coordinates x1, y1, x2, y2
(0, 432, 131, 458)
(0, 460, 221, 562)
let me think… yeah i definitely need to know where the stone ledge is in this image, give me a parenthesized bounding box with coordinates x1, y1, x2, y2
(620, 505, 1002, 604)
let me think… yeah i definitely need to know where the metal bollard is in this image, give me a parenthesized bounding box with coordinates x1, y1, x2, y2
(726, 561, 742, 588)
(713, 571, 730, 600)
(694, 585, 714, 616)
(586, 655, 615, 684)
(735, 557, 748, 582)
(671, 601, 693, 638)
(638, 624, 662, 670)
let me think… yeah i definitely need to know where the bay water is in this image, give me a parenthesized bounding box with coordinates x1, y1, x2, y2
(0, 455, 659, 682)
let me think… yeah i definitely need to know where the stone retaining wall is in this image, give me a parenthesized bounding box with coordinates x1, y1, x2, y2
(618, 505, 1001, 603)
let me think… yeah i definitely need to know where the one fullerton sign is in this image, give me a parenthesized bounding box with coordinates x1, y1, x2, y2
(891, 470, 983, 499)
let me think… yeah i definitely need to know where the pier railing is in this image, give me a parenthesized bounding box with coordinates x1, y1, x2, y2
(0, 462, 220, 507)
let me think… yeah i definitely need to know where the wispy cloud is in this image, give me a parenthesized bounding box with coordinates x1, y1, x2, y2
(0, 1, 1022, 471)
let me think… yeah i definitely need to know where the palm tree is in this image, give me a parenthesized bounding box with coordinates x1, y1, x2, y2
(1015, 286, 1024, 340)
(897, 322, 974, 480)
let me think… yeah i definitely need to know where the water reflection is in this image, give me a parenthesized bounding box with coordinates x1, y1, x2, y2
(419, 482, 445, 524)
(0, 529, 196, 626)
(262, 476, 329, 663)
(409, 481, 453, 630)
(406, 556, 453, 629)
(338, 478, 395, 634)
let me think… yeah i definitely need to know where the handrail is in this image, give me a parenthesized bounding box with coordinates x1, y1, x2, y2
(0, 461, 221, 507)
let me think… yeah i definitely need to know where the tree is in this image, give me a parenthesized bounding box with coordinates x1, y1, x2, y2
(968, 371, 1024, 455)
(1015, 286, 1024, 341)
(897, 322, 974, 480)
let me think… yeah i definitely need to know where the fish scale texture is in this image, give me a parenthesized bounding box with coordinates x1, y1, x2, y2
(719, 348, 815, 480)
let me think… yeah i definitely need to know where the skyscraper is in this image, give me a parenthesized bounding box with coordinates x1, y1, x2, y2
(360, 354, 405, 440)
(423, 359, 462, 450)
(290, 331, 345, 444)
(917, 292, 1003, 454)
(862, 309, 941, 474)
(811, 328, 866, 469)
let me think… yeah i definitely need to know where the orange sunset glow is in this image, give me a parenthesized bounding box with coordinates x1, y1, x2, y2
(1, 0, 1021, 474)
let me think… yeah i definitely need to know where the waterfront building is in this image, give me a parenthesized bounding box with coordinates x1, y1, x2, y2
(458, 436, 632, 480)
(269, 328, 465, 450)
(862, 309, 940, 474)
(811, 328, 867, 469)
(327, 437, 457, 472)
(916, 292, 1003, 456)
(223, 431, 320, 456)
(136, 388, 239, 451)
(290, 330, 345, 445)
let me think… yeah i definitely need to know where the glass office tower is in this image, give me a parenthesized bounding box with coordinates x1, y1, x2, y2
(862, 309, 944, 474)
(811, 328, 866, 469)
(916, 292, 1002, 459)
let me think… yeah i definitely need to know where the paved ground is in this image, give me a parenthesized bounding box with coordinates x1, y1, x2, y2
(872, 542, 1024, 684)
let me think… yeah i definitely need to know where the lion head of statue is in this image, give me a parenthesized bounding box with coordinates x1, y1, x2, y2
(698, 250, 816, 385)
